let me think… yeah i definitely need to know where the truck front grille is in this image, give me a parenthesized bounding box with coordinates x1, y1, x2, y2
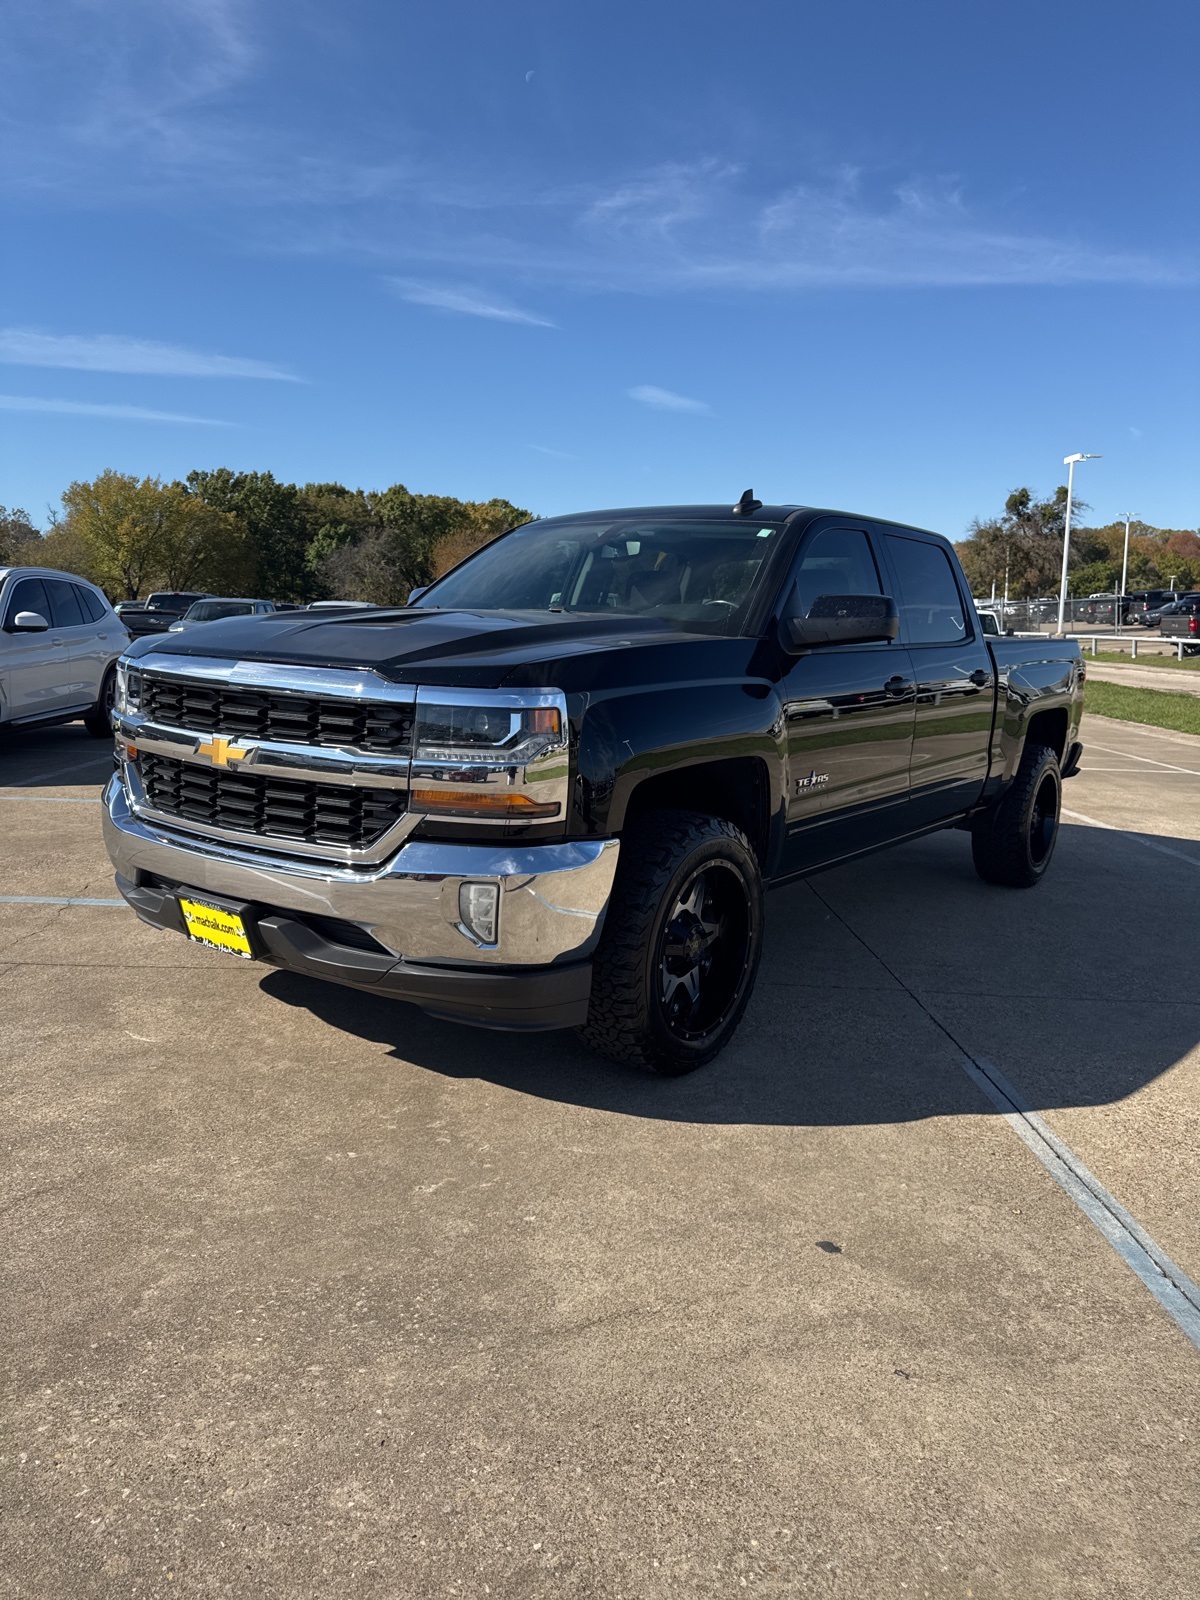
(138, 751, 405, 850)
(140, 674, 413, 754)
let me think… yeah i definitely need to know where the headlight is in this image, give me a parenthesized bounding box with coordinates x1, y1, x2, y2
(410, 688, 568, 821)
(113, 661, 143, 716)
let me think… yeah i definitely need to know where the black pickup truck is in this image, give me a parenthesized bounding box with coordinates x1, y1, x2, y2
(104, 498, 1084, 1073)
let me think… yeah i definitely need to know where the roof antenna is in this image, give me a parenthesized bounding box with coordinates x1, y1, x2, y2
(732, 488, 762, 516)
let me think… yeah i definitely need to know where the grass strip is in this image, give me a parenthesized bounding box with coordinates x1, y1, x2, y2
(1084, 649, 1200, 671)
(1085, 679, 1200, 736)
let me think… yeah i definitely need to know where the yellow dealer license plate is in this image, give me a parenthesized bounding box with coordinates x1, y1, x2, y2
(178, 896, 253, 959)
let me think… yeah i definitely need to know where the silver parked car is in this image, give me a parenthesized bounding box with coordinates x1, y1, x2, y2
(0, 567, 128, 735)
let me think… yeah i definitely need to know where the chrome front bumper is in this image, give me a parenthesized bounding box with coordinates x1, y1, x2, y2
(103, 774, 619, 1020)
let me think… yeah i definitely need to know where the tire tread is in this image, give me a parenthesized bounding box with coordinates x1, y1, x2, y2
(579, 809, 759, 1073)
(971, 741, 1060, 888)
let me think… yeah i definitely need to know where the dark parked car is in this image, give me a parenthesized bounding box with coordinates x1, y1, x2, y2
(1141, 594, 1200, 629)
(1160, 598, 1200, 653)
(1125, 589, 1177, 625)
(167, 598, 275, 633)
(105, 497, 1084, 1072)
(118, 591, 214, 638)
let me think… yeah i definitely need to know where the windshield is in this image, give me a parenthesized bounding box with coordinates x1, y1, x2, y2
(416, 517, 785, 635)
(184, 601, 254, 621)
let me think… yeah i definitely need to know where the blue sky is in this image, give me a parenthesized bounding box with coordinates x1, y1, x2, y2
(2, 0, 1196, 536)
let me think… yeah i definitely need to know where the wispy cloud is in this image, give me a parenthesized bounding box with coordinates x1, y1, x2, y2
(0, 395, 231, 425)
(629, 385, 710, 415)
(527, 443, 580, 460)
(0, 329, 297, 380)
(385, 279, 555, 327)
(1, 6, 1191, 296)
(572, 165, 1190, 292)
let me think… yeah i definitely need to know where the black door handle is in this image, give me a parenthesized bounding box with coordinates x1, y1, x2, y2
(884, 675, 909, 697)
(969, 669, 989, 687)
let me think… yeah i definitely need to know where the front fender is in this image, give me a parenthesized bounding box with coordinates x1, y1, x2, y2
(573, 678, 785, 841)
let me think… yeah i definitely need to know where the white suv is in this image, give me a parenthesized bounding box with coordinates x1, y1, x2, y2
(0, 566, 129, 737)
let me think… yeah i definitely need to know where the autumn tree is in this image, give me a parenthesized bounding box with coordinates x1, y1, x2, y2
(59, 472, 182, 599)
(432, 498, 532, 578)
(36, 519, 101, 583)
(0, 505, 41, 566)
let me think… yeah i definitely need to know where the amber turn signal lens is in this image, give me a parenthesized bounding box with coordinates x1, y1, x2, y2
(530, 707, 562, 735)
(411, 787, 559, 818)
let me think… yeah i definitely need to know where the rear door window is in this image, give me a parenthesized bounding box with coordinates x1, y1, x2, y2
(884, 535, 969, 645)
(45, 578, 87, 628)
(74, 585, 106, 622)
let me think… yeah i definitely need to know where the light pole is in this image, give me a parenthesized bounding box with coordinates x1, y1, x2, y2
(1119, 512, 1136, 625)
(1056, 452, 1101, 635)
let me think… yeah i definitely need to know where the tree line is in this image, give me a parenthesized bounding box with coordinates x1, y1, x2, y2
(0, 472, 533, 603)
(5, 475, 1197, 606)
(953, 486, 1200, 599)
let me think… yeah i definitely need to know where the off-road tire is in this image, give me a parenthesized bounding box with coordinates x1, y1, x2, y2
(971, 741, 1062, 888)
(578, 809, 763, 1075)
(83, 667, 116, 737)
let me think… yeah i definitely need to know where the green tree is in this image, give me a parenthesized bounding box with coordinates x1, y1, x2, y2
(158, 495, 252, 593)
(956, 484, 1088, 599)
(318, 487, 531, 603)
(298, 482, 379, 588)
(185, 469, 314, 601)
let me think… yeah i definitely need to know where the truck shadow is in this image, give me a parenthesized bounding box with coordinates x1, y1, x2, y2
(260, 822, 1200, 1127)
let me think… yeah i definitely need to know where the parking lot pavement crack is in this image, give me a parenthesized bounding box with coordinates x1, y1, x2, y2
(804, 880, 1200, 1353)
(0, 912, 59, 957)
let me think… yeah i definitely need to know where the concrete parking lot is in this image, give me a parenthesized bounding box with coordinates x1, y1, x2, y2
(2, 716, 1198, 1599)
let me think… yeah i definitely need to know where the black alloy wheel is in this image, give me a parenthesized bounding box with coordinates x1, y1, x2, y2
(971, 740, 1062, 888)
(656, 863, 752, 1045)
(579, 809, 764, 1074)
(1028, 769, 1059, 867)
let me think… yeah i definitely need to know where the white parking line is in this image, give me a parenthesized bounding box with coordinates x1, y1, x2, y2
(0, 797, 103, 804)
(1085, 742, 1200, 776)
(0, 895, 124, 906)
(806, 878, 1200, 1352)
(1063, 808, 1200, 868)
(960, 1056, 1200, 1352)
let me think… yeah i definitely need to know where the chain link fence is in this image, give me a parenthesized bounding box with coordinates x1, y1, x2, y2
(975, 596, 1193, 635)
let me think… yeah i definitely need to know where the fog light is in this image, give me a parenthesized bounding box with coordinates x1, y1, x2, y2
(458, 882, 499, 945)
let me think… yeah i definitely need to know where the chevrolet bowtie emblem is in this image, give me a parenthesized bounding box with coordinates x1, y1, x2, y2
(195, 735, 249, 768)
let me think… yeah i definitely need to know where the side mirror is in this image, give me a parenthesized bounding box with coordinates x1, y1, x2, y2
(407, 586, 428, 605)
(781, 592, 899, 651)
(9, 610, 50, 634)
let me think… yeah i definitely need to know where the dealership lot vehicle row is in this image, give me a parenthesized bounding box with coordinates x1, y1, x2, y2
(2, 715, 1199, 1596)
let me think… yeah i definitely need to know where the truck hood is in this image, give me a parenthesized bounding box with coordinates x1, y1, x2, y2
(125, 606, 759, 691)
